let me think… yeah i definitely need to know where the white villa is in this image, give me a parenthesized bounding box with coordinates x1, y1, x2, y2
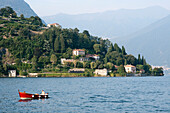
(73, 49, 85, 56)
(94, 69, 108, 76)
(124, 65, 136, 73)
(86, 54, 100, 60)
(47, 23, 61, 28)
(92, 54, 100, 60)
(8, 70, 17, 77)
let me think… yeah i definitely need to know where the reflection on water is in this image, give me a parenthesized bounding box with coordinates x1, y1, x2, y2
(18, 98, 49, 102)
(18, 99, 32, 102)
(0, 76, 170, 112)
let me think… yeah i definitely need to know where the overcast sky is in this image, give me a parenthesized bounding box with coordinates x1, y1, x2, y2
(24, 0, 170, 17)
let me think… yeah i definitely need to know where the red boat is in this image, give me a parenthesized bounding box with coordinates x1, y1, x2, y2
(18, 90, 49, 100)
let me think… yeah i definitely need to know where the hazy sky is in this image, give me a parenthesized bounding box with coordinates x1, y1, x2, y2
(24, 0, 170, 17)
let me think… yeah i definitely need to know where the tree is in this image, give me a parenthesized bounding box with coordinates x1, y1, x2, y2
(83, 30, 90, 37)
(90, 62, 97, 69)
(153, 68, 164, 76)
(62, 47, 72, 59)
(143, 64, 151, 74)
(122, 46, 127, 55)
(34, 48, 42, 58)
(76, 62, 83, 68)
(106, 62, 114, 70)
(108, 43, 114, 53)
(93, 44, 101, 54)
(54, 37, 60, 52)
(114, 43, 121, 53)
(60, 34, 65, 53)
(73, 28, 79, 33)
(19, 27, 30, 37)
(20, 14, 24, 20)
(0, 60, 5, 76)
(0, 7, 16, 17)
(126, 55, 137, 66)
(31, 56, 38, 71)
(43, 40, 51, 55)
(138, 54, 141, 64)
(104, 56, 109, 64)
(30, 16, 43, 26)
(95, 60, 101, 69)
(11, 12, 17, 18)
(124, 59, 127, 65)
(83, 62, 90, 68)
(117, 65, 126, 76)
(116, 57, 124, 66)
(98, 64, 104, 69)
(50, 54, 57, 65)
(38, 56, 49, 68)
(15, 58, 22, 67)
(142, 56, 146, 65)
(136, 65, 144, 70)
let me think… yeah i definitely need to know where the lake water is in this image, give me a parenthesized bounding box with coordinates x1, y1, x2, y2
(0, 76, 170, 113)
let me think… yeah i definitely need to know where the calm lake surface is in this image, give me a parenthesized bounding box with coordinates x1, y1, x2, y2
(0, 76, 170, 113)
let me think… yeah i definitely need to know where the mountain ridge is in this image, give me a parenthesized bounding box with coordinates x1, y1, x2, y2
(42, 6, 170, 38)
(0, 0, 38, 18)
(119, 14, 170, 68)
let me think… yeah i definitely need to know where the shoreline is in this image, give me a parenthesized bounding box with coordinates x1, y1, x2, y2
(0, 73, 164, 78)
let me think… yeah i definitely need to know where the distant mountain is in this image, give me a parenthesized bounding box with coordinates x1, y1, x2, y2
(42, 6, 170, 38)
(0, 0, 37, 18)
(118, 15, 170, 68)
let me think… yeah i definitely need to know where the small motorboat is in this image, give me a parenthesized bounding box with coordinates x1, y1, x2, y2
(18, 90, 49, 100)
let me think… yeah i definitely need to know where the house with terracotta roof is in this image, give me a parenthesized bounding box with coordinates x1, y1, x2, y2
(73, 49, 85, 56)
(47, 23, 61, 28)
(124, 65, 136, 73)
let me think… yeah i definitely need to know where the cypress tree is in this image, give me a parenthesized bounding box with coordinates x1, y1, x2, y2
(142, 56, 146, 65)
(124, 59, 127, 65)
(54, 37, 60, 53)
(108, 43, 114, 53)
(114, 43, 121, 53)
(122, 46, 127, 55)
(138, 54, 141, 64)
(60, 34, 65, 53)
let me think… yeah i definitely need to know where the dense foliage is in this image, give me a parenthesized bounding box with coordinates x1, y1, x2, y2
(0, 7, 163, 77)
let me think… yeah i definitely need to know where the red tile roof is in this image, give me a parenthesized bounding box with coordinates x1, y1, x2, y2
(73, 49, 85, 51)
(48, 23, 60, 26)
(124, 65, 135, 68)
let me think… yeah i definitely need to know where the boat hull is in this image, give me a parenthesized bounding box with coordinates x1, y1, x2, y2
(19, 92, 33, 99)
(18, 90, 49, 100)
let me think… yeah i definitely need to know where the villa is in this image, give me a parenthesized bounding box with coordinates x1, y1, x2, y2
(73, 49, 85, 56)
(86, 54, 100, 60)
(8, 70, 17, 77)
(94, 69, 108, 76)
(47, 23, 61, 28)
(124, 65, 136, 73)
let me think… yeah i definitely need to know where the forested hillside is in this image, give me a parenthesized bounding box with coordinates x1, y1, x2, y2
(0, 7, 163, 77)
